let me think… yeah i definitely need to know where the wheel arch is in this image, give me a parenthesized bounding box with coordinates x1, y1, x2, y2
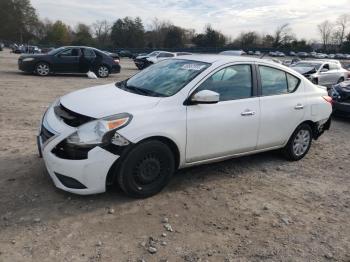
(105, 135, 181, 187)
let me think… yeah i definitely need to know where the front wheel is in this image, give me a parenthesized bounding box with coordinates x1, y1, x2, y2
(35, 62, 50, 76)
(117, 140, 175, 198)
(96, 65, 109, 78)
(283, 124, 312, 161)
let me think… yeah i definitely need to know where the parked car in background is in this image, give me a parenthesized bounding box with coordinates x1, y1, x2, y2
(18, 46, 120, 78)
(254, 51, 261, 56)
(269, 51, 276, 56)
(219, 50, 246, 56)
(291, 60, 348, 86)
(117, 50, 134, 58)
(297, 52, 309, 58)
(283, 58, 301, 66)
(310, 52, 317, 58)
(133, 51, 175, 70)
(0, 42, 4, 51)
(289, 51, 296, 56)
(328, 54, 335, 59)
(37, 55, 332, 197)
(344, 54, 350, 59)
(329, 81, 350, 116)
(335, 53, 345, 59)
(133, 51, 191, 70)
(248, 51, 254, 55)
(315, 53, 328, 59)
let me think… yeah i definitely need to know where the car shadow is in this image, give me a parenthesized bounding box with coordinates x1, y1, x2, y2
(0, 149, 285, 232)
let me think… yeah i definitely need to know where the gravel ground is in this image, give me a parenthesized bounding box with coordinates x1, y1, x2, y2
(0, 49, 349, 262)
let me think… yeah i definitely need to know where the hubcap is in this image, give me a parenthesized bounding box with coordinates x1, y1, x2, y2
(37, 64, 49, 75)
(98, 66, 109, 77)
(293, 129, 311, 156)
(135, 156, 161, 185)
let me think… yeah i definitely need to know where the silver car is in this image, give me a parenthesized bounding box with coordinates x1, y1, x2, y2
(290, 60, 348, 86)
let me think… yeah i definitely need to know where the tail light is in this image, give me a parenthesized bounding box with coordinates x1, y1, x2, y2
(114, 59, 120, 64)
(322, 95, 333, 105)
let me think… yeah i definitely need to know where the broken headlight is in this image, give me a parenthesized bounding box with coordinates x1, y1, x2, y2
(66, 113, 132, 147)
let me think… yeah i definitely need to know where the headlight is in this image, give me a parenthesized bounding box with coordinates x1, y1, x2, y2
(66, 113, 132, 147)
(22, 57, 35, 62)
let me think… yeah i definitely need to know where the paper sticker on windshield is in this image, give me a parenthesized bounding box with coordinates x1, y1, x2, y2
(181, 64, 206, 71)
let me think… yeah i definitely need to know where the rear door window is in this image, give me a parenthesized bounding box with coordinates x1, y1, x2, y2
(259, 66, 300, 96)
(83, 48, 96, 58)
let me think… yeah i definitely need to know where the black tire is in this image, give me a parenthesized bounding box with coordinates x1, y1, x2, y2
(117, 140, 175, 198)
(35, 62, 50, 76)
(283, 123, 313, 161)
(96, 65, 110, 78)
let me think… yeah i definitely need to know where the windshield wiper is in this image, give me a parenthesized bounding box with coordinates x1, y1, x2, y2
(116, 80, 165, 97)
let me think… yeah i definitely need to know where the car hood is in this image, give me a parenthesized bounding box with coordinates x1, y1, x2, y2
(291, 67, 316, 75)
(19, 54, 46, 59)
(59, 83, 161, 119)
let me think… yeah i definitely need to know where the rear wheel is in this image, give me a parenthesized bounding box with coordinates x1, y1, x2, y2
(117, 140, 175, 198)
(35, 62, 50, 76)
(283, 124, 312, 161)
(96, 65, 109, 78)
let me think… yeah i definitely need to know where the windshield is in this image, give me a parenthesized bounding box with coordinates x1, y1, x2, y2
(293, 62, 322, 69)
(48, 47, 65, 55)
(117, 59, 210, 97)
(148, 51, 160, 57)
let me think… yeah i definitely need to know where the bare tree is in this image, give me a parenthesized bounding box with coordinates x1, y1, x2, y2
(273, 24, 295, 47)
(93, 20, 111, 46)
(335, 14, 350, 46)
(318, 20, 333, 50)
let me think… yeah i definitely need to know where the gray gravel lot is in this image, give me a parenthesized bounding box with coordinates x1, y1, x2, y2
(0, 49, 349, 262)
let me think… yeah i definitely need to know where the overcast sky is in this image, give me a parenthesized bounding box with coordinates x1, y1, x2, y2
(31, 0, 350, 40)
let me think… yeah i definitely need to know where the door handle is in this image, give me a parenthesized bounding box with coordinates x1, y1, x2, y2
(241, 110, 256, 116)
(294, 104, 304, 110)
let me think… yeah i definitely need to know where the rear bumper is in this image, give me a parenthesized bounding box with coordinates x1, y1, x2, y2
(111, 64, 121, 74)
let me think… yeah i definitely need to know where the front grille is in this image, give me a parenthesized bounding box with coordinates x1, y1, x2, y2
(54, 103, 94, 127)
(40, 125, 55, 144)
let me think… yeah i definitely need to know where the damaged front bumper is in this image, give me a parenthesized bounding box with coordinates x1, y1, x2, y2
(37, 105, 120, 195)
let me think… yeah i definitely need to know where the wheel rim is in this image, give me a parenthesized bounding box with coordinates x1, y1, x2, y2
(292, 129, 311, 157)
(135, 155, 162, 184)
(98, 66, 109, 77)
(37, 64, 49, 75)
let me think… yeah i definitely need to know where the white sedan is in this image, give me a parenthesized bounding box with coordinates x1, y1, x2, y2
(38, 55, 332, 197)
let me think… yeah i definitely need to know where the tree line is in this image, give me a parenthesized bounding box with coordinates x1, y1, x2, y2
(1, 0, 350, 52)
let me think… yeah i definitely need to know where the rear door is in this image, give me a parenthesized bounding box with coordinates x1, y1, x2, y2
(257, 64, 306, 149)
(53, 48, 81, 73)
(318, 63, 332, 85)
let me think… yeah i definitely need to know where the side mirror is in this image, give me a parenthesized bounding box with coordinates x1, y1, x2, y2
(190, 90, 220, 104)
(320, 68, 329, 73)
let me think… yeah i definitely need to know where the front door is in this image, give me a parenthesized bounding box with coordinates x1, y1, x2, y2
(53, 48, 81, 73)
(186, 64, 260, 163)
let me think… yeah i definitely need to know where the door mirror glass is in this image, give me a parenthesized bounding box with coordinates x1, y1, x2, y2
(191, 90, 219, 104)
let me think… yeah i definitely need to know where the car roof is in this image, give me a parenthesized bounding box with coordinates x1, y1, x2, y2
(299, 59, 340, 65)
(174, 54, 272, 64)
